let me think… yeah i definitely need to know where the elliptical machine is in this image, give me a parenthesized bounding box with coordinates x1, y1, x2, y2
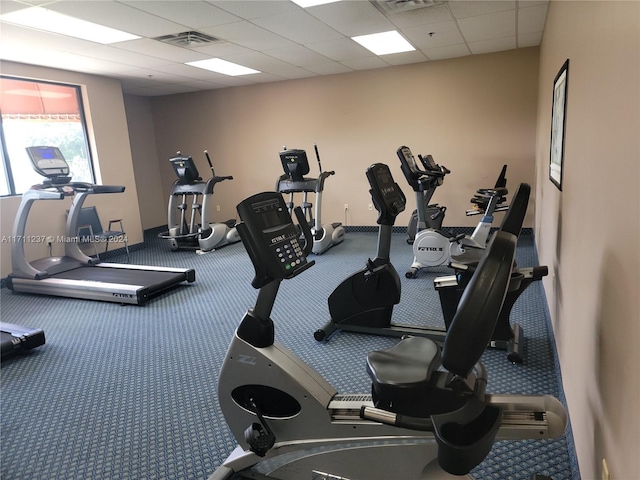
(209, 182, 567, 480)
(398, 146, 509, 278)
(159, 150, 240, 252)
(276, 144, 345, 255)
(406, 153, 450, 244)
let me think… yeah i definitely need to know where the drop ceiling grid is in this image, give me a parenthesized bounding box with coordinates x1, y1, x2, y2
(0, 0, 550, 96)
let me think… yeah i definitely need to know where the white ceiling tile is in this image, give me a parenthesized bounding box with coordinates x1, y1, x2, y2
(75, 45, 174, 68)
(250, 72, 291, 83)
(383, 50, 429, 66)
(518, 31, 543, 48)
(45, 1, 189, 37)
(141, 63, 230, 81)
(518, 4, 548, 35)
(189, 42, 254, 58)
(306, 38, 372, 62)
(468, 36, 516, 55)
(304, 62, 353, 75)
(458, 10, 516, 43)
(251, 10, 343, 44)
(267, 66, 317, 80)
(448, 1, 516, 19)
(222, 51, 297, 73)
(306, 1, 394, 37)
(200, 21, 295, 50)
(115, 38, 211, 63)
(0, 1, 30, 15)
(385, 4, 454, 28)
(340, 56, 389, 71)
(402, 20, 465, 49)
(209, 0, 301, 20)
(0, 0, 543, 95)
(0, 22, 99, 53)
(120, 1, 241, 30)
(262, 45, 331, 67)
(422, 43, 471, 61)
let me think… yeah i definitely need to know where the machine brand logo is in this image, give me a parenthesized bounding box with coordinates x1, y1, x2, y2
(271, 234, 286, 244)
(237, 355, 257, 365)
(418, 246, 443, 252)
(112, 293, 134, 298)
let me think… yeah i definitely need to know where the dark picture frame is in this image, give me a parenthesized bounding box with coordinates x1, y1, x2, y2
(549, 59, 569, 190)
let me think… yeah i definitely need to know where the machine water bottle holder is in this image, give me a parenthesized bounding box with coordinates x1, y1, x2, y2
(431, 398, 503, 475)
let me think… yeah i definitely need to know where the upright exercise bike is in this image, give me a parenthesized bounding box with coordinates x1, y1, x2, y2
(276, 144, 345, 254)
(159, 150, 240, 252)
(209, 179, 567, 480)
(398, 146, 509, 278)
(406, 153, 450, 244)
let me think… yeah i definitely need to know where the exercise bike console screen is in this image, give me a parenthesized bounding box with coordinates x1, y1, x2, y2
(366, 163, 406, 225)
(397, 146, 419, 173)
(237, 192, 310, 284)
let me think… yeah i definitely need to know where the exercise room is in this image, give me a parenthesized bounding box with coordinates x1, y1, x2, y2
(1, 1, 638, 479)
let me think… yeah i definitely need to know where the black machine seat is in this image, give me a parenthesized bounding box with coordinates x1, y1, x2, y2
(367, 230, 517, 404)
(366, 336, 441, 401)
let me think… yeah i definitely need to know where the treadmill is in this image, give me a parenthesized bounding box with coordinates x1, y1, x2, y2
(7, 146, 195, 305)
(1, 323, 46, 362)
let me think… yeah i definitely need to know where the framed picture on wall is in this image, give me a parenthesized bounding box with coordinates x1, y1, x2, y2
(549, 59, 569, 190)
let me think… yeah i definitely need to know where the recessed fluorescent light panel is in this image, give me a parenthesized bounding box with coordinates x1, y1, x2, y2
(291, 0, 341, 7)
(186, 59, 260, 76)
(352, 30, 416, 56)
(0, 7, 140, 44)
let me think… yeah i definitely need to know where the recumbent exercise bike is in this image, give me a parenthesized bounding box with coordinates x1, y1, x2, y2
(209, 168, 566, 480)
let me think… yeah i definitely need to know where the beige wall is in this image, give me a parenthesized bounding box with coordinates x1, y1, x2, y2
(123, 94, 166, 230)
(535, 2, 640, 479)
(0, 61, 143, 278)
(145, 48, 540, 231)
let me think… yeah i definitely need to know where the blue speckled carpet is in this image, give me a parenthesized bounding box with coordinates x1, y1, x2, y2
(1, 227, 578, 480)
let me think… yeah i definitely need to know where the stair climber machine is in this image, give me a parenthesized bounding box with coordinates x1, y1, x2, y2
(208, 184, 567, 480)
(398, 145, 509, 278)
(314, 164, 542, 363)
(159, 150, 240, 252)
(406, 152, 450, 244)
(276, 144, 344, 254)
(7, 146, 195, 305)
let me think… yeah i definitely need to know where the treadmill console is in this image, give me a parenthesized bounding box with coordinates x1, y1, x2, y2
(366, 163, 406, 226)
(25, 146, 71, 183)
(236, 192, 313, 288)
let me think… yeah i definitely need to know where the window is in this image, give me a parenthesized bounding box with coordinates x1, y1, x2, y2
(0, 76, 95, 196)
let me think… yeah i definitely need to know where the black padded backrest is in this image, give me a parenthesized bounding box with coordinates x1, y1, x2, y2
(441, 231, 517, 377)
(498, 183, 531, 237)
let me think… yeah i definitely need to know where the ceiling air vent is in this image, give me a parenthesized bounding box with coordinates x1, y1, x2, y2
(154, 31, 223, 48)
(375, 0, 445, 14)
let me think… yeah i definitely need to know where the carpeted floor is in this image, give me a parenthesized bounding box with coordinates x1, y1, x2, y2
(1, 227, 578, 480)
